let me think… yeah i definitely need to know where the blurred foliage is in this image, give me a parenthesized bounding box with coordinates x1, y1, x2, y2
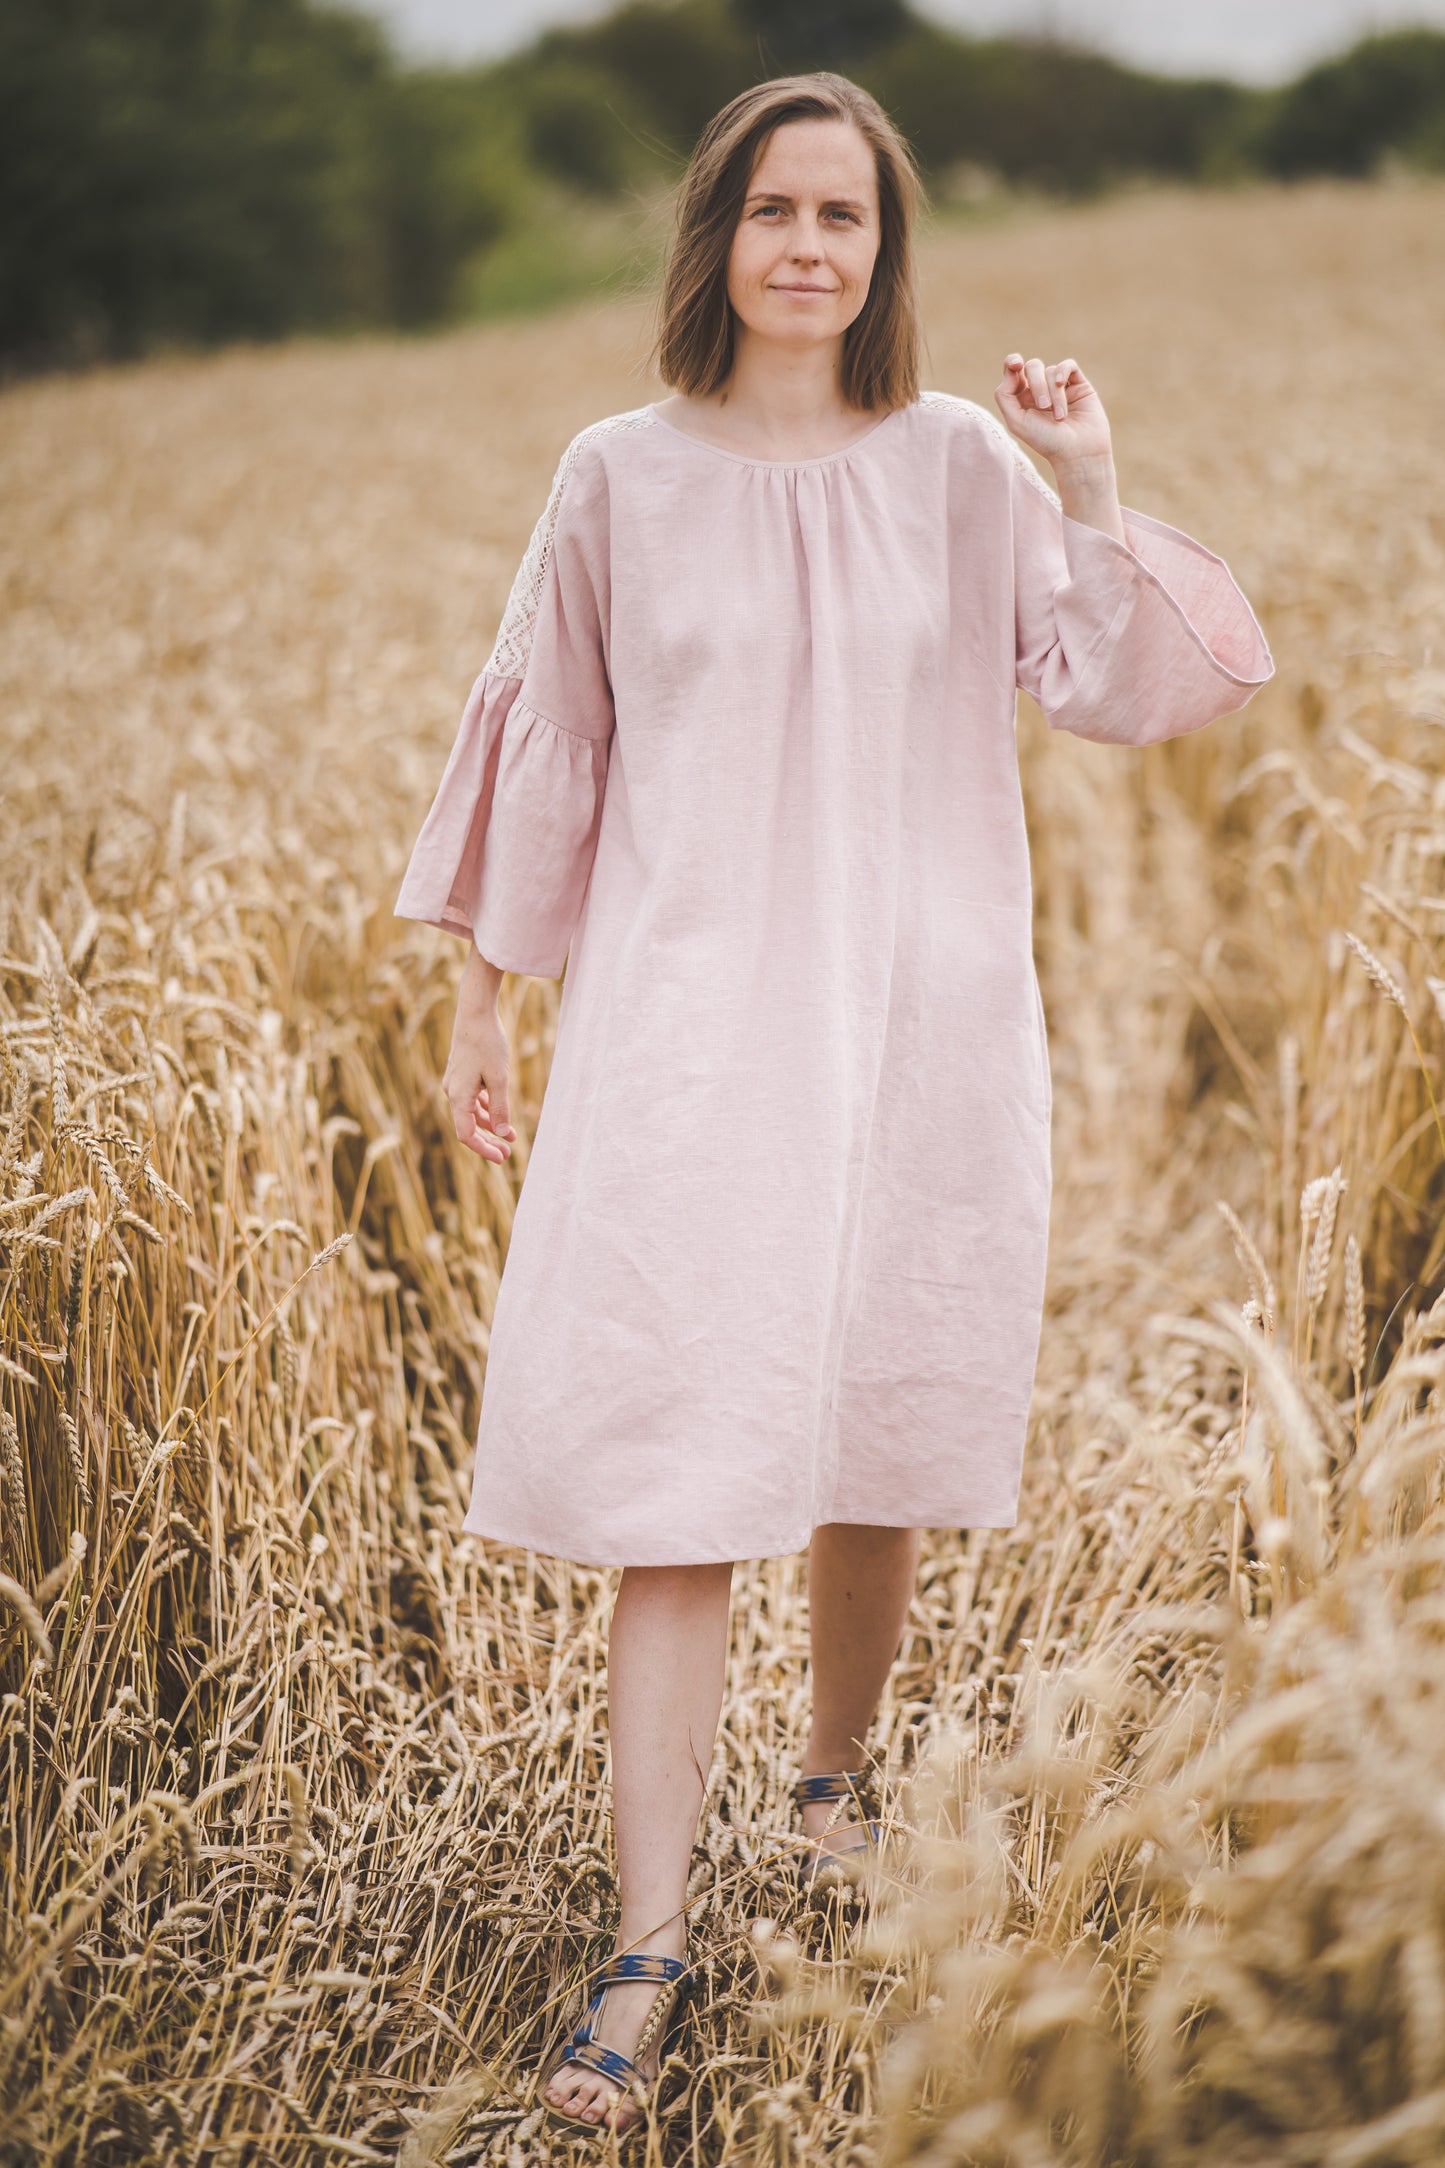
(528, 0, 756, 157)
(1248, 29, 1445, 177)
(459, 175, 673, 318)
(734, 0, 913, 72)
(0, 0, 511, 365)
(2, 0, 1444, 373)
(864, 28, 1252, 192)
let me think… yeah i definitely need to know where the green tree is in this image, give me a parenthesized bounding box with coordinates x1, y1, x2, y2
(730, 0, 911, 71)
(865, 28, 1251, 193)
(0, 0, 508, 368)
(537, 2, 755, 159)
(1252, 30, 1445, 177)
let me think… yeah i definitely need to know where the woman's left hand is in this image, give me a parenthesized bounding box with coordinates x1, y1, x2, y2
(994, 353, 1112, 471)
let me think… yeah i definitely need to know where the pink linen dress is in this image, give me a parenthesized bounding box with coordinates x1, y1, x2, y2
(395, 391, 1274, 1568)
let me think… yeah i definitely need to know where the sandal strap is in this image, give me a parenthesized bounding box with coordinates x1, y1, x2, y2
(589, 1952, 687, 1989)
(565, 2037, 646, 2091)
(826, 1826, 881, 1851)
(793, 1768, 880, 1810)
(803, 1823, 882, 1866)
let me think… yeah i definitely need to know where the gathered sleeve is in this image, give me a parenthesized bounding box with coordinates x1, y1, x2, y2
(1009, 446, 1274, 745)
(393, 434, 616, 978)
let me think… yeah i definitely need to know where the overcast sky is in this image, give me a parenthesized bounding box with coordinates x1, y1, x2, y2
(349, 0, 1445, 82)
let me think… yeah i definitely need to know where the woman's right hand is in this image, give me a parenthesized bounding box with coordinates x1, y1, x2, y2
(443, 946, 516, 1163)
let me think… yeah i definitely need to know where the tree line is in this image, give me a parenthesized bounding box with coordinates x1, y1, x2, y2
(3, 0, 1443, 372)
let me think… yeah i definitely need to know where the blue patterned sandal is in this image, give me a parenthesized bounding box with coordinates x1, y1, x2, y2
(539, 1950, 692, 2136)
(793, 1768, 884, 1892)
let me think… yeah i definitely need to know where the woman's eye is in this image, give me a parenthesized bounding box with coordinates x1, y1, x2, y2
(751, 206, 859, 222)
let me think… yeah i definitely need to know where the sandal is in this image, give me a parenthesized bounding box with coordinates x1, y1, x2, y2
(538, 1949, 692, 2137)
(792, 1767, 884, 1893)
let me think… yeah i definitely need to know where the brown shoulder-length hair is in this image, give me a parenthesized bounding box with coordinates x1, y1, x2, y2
(650, 72, 924, 415)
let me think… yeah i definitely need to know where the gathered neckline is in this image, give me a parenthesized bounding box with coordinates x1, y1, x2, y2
(645, 399, 906, 470)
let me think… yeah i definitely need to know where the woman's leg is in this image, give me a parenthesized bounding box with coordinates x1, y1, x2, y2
(800, 1523, 921, 1850)
(545, 1560, 733, 2131)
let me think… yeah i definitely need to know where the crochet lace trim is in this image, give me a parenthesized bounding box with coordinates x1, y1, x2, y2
(486, 405, 656, 680)
(916, 388, 1063, 509)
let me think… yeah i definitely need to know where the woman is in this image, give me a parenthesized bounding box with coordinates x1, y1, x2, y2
(394, 71, 1273, 2138)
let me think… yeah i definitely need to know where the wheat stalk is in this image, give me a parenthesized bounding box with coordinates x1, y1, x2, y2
(1344, 931, 1445, 1165)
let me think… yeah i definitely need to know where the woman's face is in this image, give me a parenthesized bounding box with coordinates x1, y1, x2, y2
(726, 118, 881, 354)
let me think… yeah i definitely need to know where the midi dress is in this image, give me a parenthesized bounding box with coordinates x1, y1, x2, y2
(394, 391, 1274, 1569)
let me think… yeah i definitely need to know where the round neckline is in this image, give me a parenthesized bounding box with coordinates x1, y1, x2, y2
(646, 399, 905, 470)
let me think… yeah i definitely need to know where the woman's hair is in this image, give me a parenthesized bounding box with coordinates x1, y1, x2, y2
(650, 72, 924, 413)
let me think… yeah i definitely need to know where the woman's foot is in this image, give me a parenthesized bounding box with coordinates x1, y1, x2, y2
(795, 1755, 882, 1882)
(798, 1783, 870, 1852)
(543, 1927, 686, 2134)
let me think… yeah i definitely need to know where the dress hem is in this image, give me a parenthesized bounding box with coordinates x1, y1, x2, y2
(456, 1511, 1023, 1570)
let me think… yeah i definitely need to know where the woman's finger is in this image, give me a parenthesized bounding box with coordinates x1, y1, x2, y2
(999, 354, 1027, 406)
(445, 1073, 510, 1161)
(472, 1092, 511, 1143)
(1050, 358, 1078, 419)
(1025, 356, 1051, 412)
(465, 1122, 509, 1163)
(485, 1075, 515, 1141)
(995, 357, 1042, 443)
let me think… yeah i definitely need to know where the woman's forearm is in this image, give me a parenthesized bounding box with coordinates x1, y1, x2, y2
(1051, 450, 1127, 545)
(465, 940, 507, 1007)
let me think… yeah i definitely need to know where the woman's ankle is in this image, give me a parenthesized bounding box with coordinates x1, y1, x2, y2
(615, 1912, 687, 1964)
(800, 1734, 870, 1776)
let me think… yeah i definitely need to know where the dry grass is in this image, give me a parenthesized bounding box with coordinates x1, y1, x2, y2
(2, 175, 1445, 2167)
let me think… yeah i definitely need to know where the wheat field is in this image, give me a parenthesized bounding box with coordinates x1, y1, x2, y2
(3, 175, 1445, 2167)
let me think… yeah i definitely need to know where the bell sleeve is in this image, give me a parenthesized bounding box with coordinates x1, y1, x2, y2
(1009, 443, 1274, 745)
(393, 433, 616, 978)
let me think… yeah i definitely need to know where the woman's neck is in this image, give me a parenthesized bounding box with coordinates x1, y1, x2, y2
(656, 352, 881, 460)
